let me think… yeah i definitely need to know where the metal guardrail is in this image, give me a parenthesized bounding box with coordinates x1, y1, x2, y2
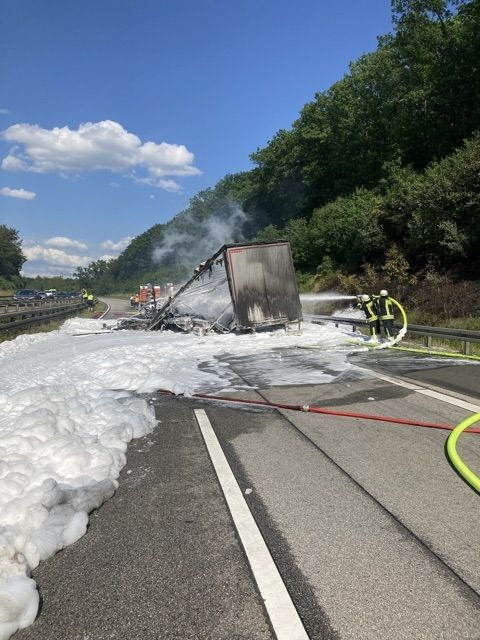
(305, 314, 480, 355)
(0, 299, 87, 332)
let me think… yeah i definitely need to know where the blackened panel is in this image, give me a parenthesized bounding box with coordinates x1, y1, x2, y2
(226, 243, 302, 328)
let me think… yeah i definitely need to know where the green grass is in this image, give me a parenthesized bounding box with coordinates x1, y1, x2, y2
(407, 312, 480, 331)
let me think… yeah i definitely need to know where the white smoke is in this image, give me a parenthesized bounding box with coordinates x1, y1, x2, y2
(152, 202, 248, 270)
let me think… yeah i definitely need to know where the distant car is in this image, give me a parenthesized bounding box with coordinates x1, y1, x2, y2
(44, 289, 57, 298)
(55, 291, 70, 299)
(13, 289, 43, 301)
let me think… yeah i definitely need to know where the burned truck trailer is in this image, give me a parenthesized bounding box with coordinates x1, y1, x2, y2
(148, 241, 302, 333)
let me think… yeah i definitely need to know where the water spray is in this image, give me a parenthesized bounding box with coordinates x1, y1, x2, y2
(300, 293, 357, 303)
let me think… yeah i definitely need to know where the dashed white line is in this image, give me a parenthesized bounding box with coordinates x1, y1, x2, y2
(194, 408, 310, 640)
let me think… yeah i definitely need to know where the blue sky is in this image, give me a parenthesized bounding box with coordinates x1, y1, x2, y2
(0, 0, 393, 277)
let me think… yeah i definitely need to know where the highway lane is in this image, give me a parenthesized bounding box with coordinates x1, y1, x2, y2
(200, 363, 480, 639)
(97, 296, 135, 318)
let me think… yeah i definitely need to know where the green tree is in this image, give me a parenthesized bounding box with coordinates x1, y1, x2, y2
(308, 190, 386, 271)
(407, 132, 480, 265)
(73, 259, 111, 289)
(0, 225, 25, 276)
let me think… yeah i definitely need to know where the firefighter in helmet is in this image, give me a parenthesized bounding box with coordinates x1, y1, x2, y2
(375, 289, 395, 340)
(357, 294, 381, 342)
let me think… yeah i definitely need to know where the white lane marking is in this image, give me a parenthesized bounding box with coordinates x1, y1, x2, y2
(370, 371, 480, 412)
(194, 408, 310, 640)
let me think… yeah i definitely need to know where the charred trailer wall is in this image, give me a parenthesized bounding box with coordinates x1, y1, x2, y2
(225, 242, 302, 329)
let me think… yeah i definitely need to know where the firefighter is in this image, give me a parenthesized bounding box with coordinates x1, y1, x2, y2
(82, 289, 88, 302)
(87, 293, 95, 310)
(376, 289, 395, 340)
(357, 294, 381, 342)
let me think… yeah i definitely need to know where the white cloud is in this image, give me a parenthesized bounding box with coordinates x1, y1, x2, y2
(45, 236, 88, 251)
(1, 120, 201, 191)
(22, 245, 92, 277)
(23, 246, 91, 267)
(136, 177, 182, 192)
(0, 186, 36, 200)
(100, 236, 134, 252)
(21, 234, 134, 277)
(0, 109, 8, 115)
(1, 154, 29, 171)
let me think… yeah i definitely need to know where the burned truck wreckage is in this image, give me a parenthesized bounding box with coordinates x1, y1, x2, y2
(121, 242, 303, 334)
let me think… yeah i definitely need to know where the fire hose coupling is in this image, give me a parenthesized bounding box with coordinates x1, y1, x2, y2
(302, 404, 310, 412)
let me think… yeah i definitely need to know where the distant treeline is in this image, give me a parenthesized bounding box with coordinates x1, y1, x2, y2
(3, 1, 480, 297)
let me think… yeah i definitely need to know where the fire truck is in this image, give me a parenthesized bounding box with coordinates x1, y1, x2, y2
(139, 284, 161, 306)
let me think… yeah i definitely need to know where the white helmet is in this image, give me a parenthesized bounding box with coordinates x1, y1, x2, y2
(361, 294, 370, 302)
(380, 289, 388, 296)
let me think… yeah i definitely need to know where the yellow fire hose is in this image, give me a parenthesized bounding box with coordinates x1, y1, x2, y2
(388, 297, 407, 345)
(446, 413, 480, 493)
(391, 345, 480, 361)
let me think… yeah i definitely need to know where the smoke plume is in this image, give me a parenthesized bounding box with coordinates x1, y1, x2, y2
(152, 202, 248, 271)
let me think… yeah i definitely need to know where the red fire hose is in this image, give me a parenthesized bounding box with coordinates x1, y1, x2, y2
(157, 390, 480, 434)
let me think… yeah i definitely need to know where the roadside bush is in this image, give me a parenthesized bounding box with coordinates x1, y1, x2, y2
(409, 272, 480, 323)
(309, 189, 386, 271)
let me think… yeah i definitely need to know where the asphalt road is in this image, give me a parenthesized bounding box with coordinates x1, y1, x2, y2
(17, 302, 480, 639)
(98, 296, 137, 318)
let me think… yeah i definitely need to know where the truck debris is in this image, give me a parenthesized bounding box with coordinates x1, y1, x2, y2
(147, 241, 302, 334)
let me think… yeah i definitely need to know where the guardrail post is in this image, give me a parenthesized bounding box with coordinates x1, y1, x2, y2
(463, 341, 471, 355)
(425, 336, 433, 348)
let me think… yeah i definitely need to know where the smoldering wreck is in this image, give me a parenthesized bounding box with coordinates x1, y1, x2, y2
(119, 242, 303, 334)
